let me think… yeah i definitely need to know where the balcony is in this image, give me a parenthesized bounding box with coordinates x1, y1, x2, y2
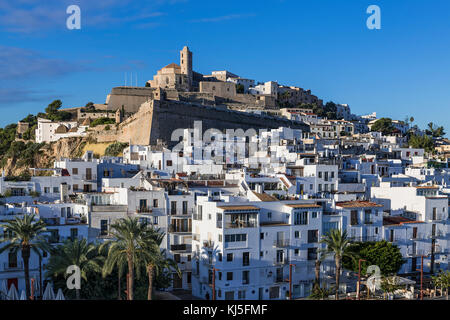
(431, 215, 448, 222)
(273, 239, 290, 248)
(170, 244, 192, 252)
(273, 258, 289, 266)
(170, 208, 195, 217)
(429, 230, 446, 239)
(348, 236, 378, 242)
(168, 225, 192, 234)
(225, 221, 257, 229)
(406, 249, 426, 257)
(409, 233, 425, 241)
(3, 262, 24, 271)
(81, 174, 97, 181)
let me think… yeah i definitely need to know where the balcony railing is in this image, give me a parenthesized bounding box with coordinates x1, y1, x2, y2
(168, 225, 192, 234)
(429, 230, 445, 239)
(193, 214, 203, 221)
(3, 261, 24, 270)
(170, 208, 195, 216)
(409, 233, 425, 241)
(170, 244, 192, 252)
(348, 236, 378, 242)
(81, 174, 97, 181)
(406, 249, 426, 257)
(273, 239, 290, 248)
(431, 215, 448, 222)
(225, 221, 257, 229)
(273, 258, 289, 266)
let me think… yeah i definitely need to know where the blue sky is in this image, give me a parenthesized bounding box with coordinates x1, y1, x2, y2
(0, 0, 449, 132)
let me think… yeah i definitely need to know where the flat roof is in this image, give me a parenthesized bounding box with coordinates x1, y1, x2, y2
(336, 201, 383, 208)
(284, 203, 322, 209)
(217, 205, 259, 211)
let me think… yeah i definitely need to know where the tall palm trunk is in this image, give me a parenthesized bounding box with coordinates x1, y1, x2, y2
(147, 264, 154, 300)
(118, 272, 121, 300)
(22, 246, 31, 300)
(314, 259, 321, 290)
(335, 256, 341, 300)
(127, 253, 134, 300)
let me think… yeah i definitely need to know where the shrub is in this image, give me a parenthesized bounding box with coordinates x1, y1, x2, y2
(104, 142, 129, 157)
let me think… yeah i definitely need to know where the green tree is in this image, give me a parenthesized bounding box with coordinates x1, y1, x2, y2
(426, 122, 446, 138)
(370, 118, 396, 135)
(45, 100, 62, 115)
(141, 227, 180, 300)
(100, 217, 149, 300)
(343, 241, 405, 276)
(45, 238, 102, 299)
(380, 276, 403, 300)
(0, 214, 49, 299)
(408, 134, 435, 153)
(104, 142, 129, 157)
(319, 229, 356, 300)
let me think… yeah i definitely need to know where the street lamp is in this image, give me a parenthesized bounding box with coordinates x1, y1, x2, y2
(357, 259, 366, 300)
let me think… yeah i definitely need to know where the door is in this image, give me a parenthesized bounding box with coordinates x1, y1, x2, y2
(172, 273, 182, 289)
(258, 288, 263, 300)
(86, 168, 92, 180)
(225, 291, 234, 300)
(7, 278, 18, 290)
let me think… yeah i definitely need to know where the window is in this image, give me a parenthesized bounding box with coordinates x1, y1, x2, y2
(218, 234, 222, 242)
(153, 199, 159, 207)
(294, 249, 299, 256)
(307, 248, 317, 260)
(171, 201, 177, 215)
(268, 212, 272, 220)
(312, 211, 318, 219)
(227, 272, 233, 281)
(350, 210, 359, 225)
(307, 230, 318, 243)
(153, 216, 158, 225)
(242, 271, 249, 285)
(238, 290, 246, 299)
(100, 220, 108, 236)
(225, 234, 247, 243)
(72, 168, 78, 175)
(260, 232, 264, 240)
(243, 252, 249, 266)
(227, 253, 233, 262)
(294, 211, 308, 225)
(294, 231, 300, 238)
(73, 184, 79, 192)
(53, 187, 59, 193)
(166, 160, 173, 167)
(218, 253, 222, 262)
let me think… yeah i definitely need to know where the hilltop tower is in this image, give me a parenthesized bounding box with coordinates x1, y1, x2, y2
(180, 46, 193, 90)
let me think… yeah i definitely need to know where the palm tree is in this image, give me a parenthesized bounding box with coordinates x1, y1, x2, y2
(100, 217, 149, 300)
(45, 238, 102, 299)
(319, 229, 356, 300)
(141, 227, 181, 300)
(0, 213, 49, 299)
